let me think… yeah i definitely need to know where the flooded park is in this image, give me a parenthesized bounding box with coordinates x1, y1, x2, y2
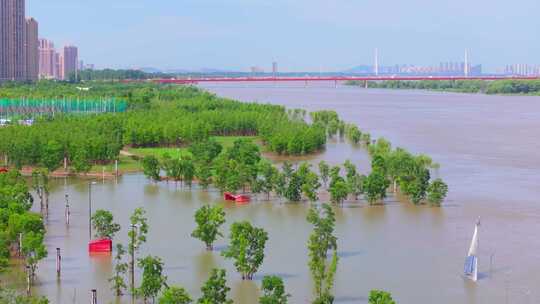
(4, 84, 540, 303)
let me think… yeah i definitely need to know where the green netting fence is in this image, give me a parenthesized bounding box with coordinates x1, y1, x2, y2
(0, 98, 127, 119)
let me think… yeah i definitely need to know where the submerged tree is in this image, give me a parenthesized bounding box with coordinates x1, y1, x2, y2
(368, 290, 396, 304)
(427, 178, 448, 206)
(222, 221, 268, 280)
(258, 161, 278, 200)
(196, 162, 213, 190)
(31, 169, 49, 212)
(329, 179, 348, 205)
(191, 205, 226, 251)
(91, 209, 121, 239)
(142, 155, 161, 181)
(284, 173, 302, 202)
(307, 205, 338, 304)
(363, 171, 390, 205)
(159, 286, 192, 304)
(318, 161, 330, 188)
(137, 255, 167, 304)
(259, 275, 290, 304)
(129, 208, 149, 295)
(109, 244, 128, 296)
(21, 231, 47, 286)
(197, 269, 233, 304)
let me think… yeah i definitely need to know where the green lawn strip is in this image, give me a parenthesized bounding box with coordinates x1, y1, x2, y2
(127, 136, 259, 161)
(89, 154, 141, 174)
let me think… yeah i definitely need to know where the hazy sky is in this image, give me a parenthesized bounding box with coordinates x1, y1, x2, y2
(29, 0, 539, 72)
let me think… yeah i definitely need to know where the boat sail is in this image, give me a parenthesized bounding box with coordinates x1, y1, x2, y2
(464, 218, 480, 281)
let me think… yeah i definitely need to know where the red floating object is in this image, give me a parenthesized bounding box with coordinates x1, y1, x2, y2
(234, 195, 250, 203)
(223, 192, 236, 201)
(88, 238, 112, 253)
(223, 192, 251, 203)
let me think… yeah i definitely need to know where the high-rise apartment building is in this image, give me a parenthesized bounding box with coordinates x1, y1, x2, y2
(57, 53, 64, 80)
(62, 45, 78, 80)
(25, 17, 38, 81)
(0, 0, 26, 82)
(38, 38, 56, 79)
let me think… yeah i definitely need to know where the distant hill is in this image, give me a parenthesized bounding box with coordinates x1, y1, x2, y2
(343, 65, 374, 74)
(136, 67, 238, 74)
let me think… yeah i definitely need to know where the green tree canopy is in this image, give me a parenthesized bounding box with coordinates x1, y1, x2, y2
(307, 205, 338, 304)
(222, 221, 268, 280)
(91, 209, 121, 239)
(191, 205, 226, 251)
(368, 290, 396, 304)
(197, 269, 233, 304)
(259, 275, 290, 304)
(137, 255, 167, 303)
(159, 286, 192, 304)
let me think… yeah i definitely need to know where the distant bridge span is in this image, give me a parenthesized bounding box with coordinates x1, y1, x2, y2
(149, 75, 540, 85)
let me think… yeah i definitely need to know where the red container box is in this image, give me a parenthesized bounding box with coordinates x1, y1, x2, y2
(89, 239, 112, 253)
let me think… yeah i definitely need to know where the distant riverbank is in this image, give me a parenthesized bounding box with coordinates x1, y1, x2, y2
(345, 79, 540, 95)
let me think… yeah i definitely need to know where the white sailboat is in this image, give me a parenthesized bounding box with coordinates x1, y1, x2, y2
(464, 218, 480, 281)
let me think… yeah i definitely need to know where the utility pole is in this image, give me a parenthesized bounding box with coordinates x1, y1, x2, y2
(88, 181, 97, 240)
(91, 289, 97, 304)
(65, 194, 70, 226)
(56, 248, 61, 277)
(130, 223, 136, 302)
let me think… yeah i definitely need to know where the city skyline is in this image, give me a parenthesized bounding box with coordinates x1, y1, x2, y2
(1, 0, 82, 82)
(28, 0, 540, 72)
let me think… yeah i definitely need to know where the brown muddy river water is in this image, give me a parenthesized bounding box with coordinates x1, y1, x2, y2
(5, 84, 540, 303)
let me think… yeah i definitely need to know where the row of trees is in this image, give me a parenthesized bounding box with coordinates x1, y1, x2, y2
(0, 171, 48, 299)
(366, 138, 448, 206)
(346, 79, 540, 95)
(142, 137, 448, 207)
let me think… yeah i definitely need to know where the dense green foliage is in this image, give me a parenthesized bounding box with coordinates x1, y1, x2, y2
(159, 286, 192, 304)
(0, 83, 328, 172)
(128, 208, 149, 294)
(368, 290, 396, 304)
(91, 209, 121, 239)
(0, 288, 49, 304)
(222, 221, 268, 280)
(367, 138, 447, 205)
(346, 79, 540, 95)
(77, 69, 173, 81)
(307, 205, 338, 304)
(426, 178, 449, 206)
(0, 170, 46, 287)
(137, 256, 167, 303)
(191, 205, 226, 250)
(109, 244, 128, 296)
(198, 269, 233, 304)
(259, 275, 290, 304)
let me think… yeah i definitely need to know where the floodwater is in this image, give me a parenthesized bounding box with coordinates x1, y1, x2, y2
(4, 84, 540, 303)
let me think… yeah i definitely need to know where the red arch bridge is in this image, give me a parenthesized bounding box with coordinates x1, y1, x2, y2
(143, 75, 540, 85)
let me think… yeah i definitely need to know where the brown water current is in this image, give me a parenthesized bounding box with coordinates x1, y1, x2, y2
(3, 84, 540, 303)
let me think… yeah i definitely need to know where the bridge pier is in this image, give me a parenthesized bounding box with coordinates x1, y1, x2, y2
(364, 80, 368, 89)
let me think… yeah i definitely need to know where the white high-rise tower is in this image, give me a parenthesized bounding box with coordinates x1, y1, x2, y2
(464, 49, 470, 77)
(374, 48, 379, 76)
